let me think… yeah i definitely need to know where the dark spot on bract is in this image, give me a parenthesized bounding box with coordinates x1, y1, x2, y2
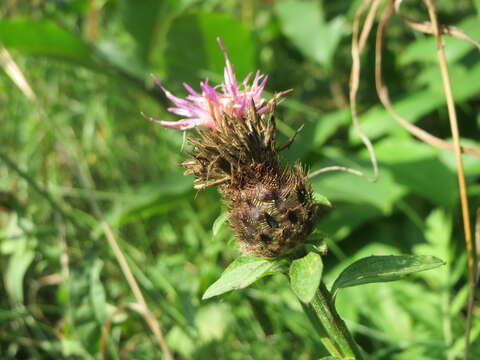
(242, 219, 256, 235)
(296, 185, 306, 202)
(282, 228, 291, 239)
(264, 213, 279, 229)
(260, 233, 271, 243)
(217, 157, 230, 172)
(287, 210, 298, 223)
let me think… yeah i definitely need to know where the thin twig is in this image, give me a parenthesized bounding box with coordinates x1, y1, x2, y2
(374, 1, 480, 158)
(309, 0, 382, 182)
(465, 208, 480, 360)
(349, 0, 380, 182)
(44, 107, 174, 358)
(102, 223, 173, 360)
(395, 0, 480, 50)
(475, 209, 480, 285)
(308, 166, 365, 179)
(421, 1, 475, 358)
(0, 46, 36, 101)
(277, 124, 305, 152)
(358, 0, 383, 53)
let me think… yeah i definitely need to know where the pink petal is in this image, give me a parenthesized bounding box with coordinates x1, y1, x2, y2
(156, 118, 206, 130)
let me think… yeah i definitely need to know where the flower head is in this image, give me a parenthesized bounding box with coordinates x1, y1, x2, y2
(142, 38, 270, 130)
(140, 38, 325, 257)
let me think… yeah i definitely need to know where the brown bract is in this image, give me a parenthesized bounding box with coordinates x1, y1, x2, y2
(181, 96, 328, 257)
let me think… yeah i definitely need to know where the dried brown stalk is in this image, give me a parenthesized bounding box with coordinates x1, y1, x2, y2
(102, 223, 173, 360)
(420, 1, 475, 357)
(0, 46, 36, 101)
(374, 0, 480, 158)
(348, 0, 381, 181)
(395, 0, 480, 51)
(373, 0, 477, 357)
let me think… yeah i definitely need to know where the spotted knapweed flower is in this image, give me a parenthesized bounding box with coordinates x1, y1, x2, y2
(142, 38, 271, 130)
(144, 38, 328, 257)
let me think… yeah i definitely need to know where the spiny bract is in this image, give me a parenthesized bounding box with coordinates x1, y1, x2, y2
(143, 38, 328, 257)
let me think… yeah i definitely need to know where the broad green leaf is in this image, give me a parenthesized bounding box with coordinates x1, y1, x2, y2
(0, 19, 96, 66)
(374, 138, 457, 207)
(166, 326, 195, 358)
(164, 12, 256, 87)
(195, 303, 233, 342)
(105, 174, 193, 227)
(61, 339, 95, 360)
(212, 212, 229, 237)
(415, 63, 480, 102)
(312, 109, 350, 147)
(289, 252, 323, 303)
(317, 203, 382, 244)
(202, 256, 281, 299)
(274, 0, 346, 67)
(332, 255, 445, 295)
(120, 0, 164, 64)
(311, 153, 406, 214)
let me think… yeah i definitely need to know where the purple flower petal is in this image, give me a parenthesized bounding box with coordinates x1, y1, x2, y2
(143, 37, 287, 131)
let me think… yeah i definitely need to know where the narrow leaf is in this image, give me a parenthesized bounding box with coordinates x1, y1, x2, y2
(289, 252, 323, 303)
(5, 249, 35, 304)
(332, 255, 445, 295)
(202, 256, 280, 299)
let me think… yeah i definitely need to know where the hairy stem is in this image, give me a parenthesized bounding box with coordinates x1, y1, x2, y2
(303, 282, 364, 359)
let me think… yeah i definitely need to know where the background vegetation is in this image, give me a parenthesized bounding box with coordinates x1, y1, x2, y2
(0, 0, 479, 359)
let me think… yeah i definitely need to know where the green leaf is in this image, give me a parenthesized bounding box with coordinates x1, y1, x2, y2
(3, 215, 36, 305)
(275, 0, 345, 67)
(89, 259, 107, 324)
(374, 138, 457, 207)
(311, 154, 407, 214)
(5, 249, 35, 305)
(120, 0, 164, 64)
(202, 256, 281, 299)
(0, 19, 96, 66)
(289, 252, 323, 303)
(331, 255, 445, 295)
(164, 12, 256, 87)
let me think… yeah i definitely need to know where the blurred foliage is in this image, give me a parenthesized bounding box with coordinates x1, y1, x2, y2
(0, 0, 479, 359)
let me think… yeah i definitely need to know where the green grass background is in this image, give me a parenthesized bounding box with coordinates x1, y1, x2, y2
(0, 0, 479, 358)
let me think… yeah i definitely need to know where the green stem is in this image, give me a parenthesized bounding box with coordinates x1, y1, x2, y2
(301, 301, 344, 358)
(303, 282, 364, 359)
